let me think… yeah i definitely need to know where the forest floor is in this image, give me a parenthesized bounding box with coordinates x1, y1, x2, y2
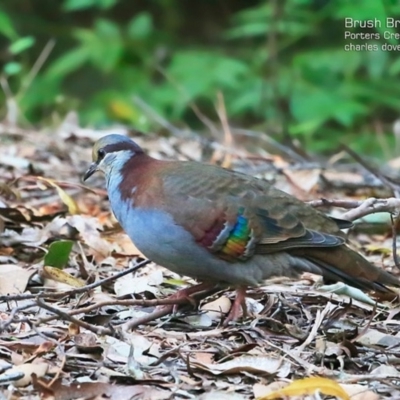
(1, 121, 400, 399)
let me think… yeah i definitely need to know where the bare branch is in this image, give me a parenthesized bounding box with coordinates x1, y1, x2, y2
(308, 197, 400, 221)
(0, 259, 150, 302)
(36, 297, 113, 336)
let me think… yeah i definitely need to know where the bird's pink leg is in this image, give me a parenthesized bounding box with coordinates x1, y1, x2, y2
(166, 282, 217, 313)
(125, 282, 218, 330)
(224, 286, 247, 325)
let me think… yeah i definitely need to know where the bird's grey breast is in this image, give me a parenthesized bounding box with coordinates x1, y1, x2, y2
(106, 170, 205, 270)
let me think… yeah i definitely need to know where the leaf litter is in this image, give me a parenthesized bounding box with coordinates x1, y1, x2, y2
(0, 126, 400, 399)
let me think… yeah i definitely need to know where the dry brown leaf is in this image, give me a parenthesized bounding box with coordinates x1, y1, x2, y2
(192, 352, 214, 365)
(68, 322, 80, 336)
(356, 329, 400, 347)
(0, 264, 34, 295)
(340, 384, 379, 400)
(33, 341, 55, 356)
(67, 214, 113, 258)
(74, 333, 103, 354)
(191, 355, 282, 375)
(201, 296, 232, 321)
(253, 382, 288, 398)
(315, 338, 343, 357)
(106, 333, 160, 366)
(114, 269, 163, 296)
(0, 227, 42, 247)
(370, 364, 400, 377)
(106, 231, 145, 256)
(196, 392, 247, 400)
(37, 177, 80, 214)
(33, 379, 169, 400)
(10, 362, 49, 387)
(283, 168, 321, 193)
(322, 170, 366, 185)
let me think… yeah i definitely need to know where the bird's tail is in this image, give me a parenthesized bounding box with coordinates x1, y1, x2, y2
(290, 245, 400, 293)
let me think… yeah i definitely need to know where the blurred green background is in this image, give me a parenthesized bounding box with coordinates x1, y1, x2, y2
(1, 0, 400, 156)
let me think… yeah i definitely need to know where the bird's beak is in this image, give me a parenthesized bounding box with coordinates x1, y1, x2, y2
(83, 162, 98, 181)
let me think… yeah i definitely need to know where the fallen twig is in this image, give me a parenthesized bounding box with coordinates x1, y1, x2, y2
(36, 297, 113, 336)
(35, 296, 198, 326)
(0, 302, 37, 333)
(308, 197, 400, 221)
(0, 259, 150, 302)
(122, 286, 222, 331)
(343, 145, 400, 197)
(391, 214, 400, 270)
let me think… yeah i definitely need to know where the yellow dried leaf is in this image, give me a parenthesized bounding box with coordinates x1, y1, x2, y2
(163, 278, 189, 287)
(258, 377, 350, 400)
(42, 266, 85, 288)
(37, 177, 79, 214)
(364, 244, 392, 255)
(108, 99, 140, 123)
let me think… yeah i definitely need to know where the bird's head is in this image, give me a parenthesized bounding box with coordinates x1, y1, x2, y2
(83, 134, 143, 181)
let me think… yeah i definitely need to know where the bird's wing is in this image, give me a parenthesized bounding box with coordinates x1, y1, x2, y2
(160, 162, 343, 262)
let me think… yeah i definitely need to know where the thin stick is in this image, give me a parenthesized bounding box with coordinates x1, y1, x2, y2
(307, 197, 400, 222)
(391, 214, 400, 270)
(35, 297, 195, 326)
(0, 259, 150, 302)
(36, 297, 113, 336)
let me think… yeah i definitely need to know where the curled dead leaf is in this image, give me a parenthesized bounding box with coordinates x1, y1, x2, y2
(9, 363, 48, 387)
(340, 384, 380, 400)
(191, 355, 282, 376)
(41, 266, 85, 288)
(0, 264, 35, 295)
(37, 177, 79, 214)
(257, 377, 350, 400)
(200, 296, 231, 321)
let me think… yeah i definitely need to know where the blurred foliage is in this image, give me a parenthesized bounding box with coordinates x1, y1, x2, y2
(1, 0, 400, 155)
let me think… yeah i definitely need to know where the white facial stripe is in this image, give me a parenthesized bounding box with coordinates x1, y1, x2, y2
(98, 150, 134, 175)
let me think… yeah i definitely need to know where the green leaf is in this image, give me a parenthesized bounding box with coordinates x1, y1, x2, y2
(44, 240, 74, 269)
(63, 0, 96, 11)
(97, 0, 117, 9)
(290, 82, 367, 134)
(4, 62, 22, 76)
(95, 18, 120, 38)
(389, 57, 400, 75)
(364, 47, 389, 79)
(9, 36, 35, 55)
(169, 51, 248, 96)
(71, 20, 122, 72)
(20, 74, 61, 114)
(127, 12, 153, 39)
(63, 0, 116, 11)
(45, 47, 89, 79)
(0, 9, 17, 39)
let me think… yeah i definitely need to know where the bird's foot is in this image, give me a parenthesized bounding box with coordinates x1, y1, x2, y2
(223, 286, 247, 326)
(123, 284, 246, 330)
(164, 282, 217, 314)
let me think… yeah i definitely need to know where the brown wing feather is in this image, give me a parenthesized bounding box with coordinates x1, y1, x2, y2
(158, 162, 344, 261)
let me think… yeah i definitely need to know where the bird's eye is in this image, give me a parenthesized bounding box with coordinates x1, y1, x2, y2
(97, 149, 106, 160)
